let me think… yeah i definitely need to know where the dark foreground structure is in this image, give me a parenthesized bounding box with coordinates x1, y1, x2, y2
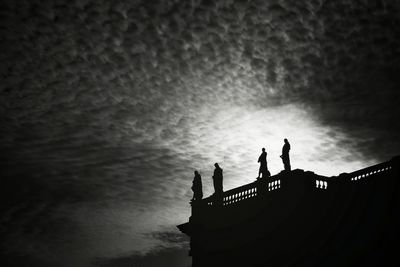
(178, 156, 400, 267)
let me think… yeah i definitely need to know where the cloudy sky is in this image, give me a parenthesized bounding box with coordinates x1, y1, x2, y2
(1, 0, 400, 266)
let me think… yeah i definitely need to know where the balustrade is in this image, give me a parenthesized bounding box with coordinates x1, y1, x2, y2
(223, 186, 257, 206)
(268, 179, 281, 191)
(349, 161, 393, 181)
(195, 157, 397, 210)
(316, 180, 328, 189)
(200, 177, 283, 208)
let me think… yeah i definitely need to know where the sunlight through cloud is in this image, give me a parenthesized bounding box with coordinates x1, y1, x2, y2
(167, 104, 375, 197)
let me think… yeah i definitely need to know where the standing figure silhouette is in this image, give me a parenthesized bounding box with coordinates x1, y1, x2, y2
(212, 163, 223, 194)
(280, 138, 291, 171)
(191, 170, 203, 201)
(257, 148, 270, 179)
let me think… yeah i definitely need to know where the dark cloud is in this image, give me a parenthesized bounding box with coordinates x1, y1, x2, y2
(1, 0, 400, 266)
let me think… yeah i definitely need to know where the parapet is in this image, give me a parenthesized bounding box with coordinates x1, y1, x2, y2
(178, 156, 400, 267)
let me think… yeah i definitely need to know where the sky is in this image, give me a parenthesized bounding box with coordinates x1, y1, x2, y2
(1, 0, 400, 266)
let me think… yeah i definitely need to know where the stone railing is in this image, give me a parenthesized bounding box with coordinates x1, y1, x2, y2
(268, 179, 281, 192)
(201, 176, 283, 208)
(315, 179, 328, 190)
(202, 181, 258, 207)
(347, 160, 393, 182)
(222, 182, 258, 207)
(194, 156, 398, 210)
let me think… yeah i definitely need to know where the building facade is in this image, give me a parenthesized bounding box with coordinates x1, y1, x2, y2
(178, 156, 400, 267)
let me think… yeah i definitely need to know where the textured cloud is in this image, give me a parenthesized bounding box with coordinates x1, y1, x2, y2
(1, 0, 400, 266)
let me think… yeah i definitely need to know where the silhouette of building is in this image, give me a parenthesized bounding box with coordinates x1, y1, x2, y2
(178, 156, 400, 267)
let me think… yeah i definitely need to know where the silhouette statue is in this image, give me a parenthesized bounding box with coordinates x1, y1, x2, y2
(191, 170, 203, 201)
(280, 138, 291, 171)
(257, 148, 270, 179)
(212, 163, 223, 194)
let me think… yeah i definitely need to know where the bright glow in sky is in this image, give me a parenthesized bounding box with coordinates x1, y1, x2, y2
(162, 103, 374, 198)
